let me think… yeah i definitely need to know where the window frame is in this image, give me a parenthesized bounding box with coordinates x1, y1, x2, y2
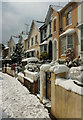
(35, 35, 38, 44)
(81, 27, 83, 52)
(31, 37, 34, 46)
(61, 34, 74, 55)
(66, 11, 71, 26)
(54, 18, 56, 32)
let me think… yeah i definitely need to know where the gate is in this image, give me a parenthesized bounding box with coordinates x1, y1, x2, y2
(46, 72, 51, 100)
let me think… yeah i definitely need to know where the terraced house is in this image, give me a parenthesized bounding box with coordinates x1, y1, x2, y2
(39, 5, 62, 61)
(52, 1, 83, 60)
(24, 20, 43, 59)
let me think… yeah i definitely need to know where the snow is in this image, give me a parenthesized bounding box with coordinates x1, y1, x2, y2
(55, 77, 83, 96)
(24, 70, 40, 82)
(59, 28, 75, 37)
(18, 72, 24, 77)
(40, 41, 47, 46)
(50, 61, 59, 66)
(1, 72, 50, 118)
(40, 64, 50, 72)
(25, 49, 35, 53)
(4, 47, 9, 50)
(67, 66, 83, 83)
(51, 5, 63, 12)
(22, 34, 28, 40)
(22, 57, 39, 63)
(50, 64, 69, 74)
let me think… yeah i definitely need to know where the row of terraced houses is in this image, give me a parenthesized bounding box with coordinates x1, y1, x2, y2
(7, 1, 83, 61)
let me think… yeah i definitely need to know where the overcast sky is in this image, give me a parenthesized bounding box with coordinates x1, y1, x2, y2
(0, 0, 69, 45)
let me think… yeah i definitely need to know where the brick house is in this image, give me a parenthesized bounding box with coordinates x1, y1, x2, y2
(52, 2, 82, 60)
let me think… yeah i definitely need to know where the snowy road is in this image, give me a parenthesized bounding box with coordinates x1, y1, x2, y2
(0, 72, 50, 119)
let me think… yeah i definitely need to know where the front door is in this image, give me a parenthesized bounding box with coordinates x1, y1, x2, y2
(48, 40, 52, 60)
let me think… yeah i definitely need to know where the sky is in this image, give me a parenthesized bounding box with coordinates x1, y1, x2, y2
(0, 0, 69, 45)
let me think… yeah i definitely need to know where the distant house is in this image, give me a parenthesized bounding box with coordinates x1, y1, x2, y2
(8, 36, 19, 57)
(21, 34, 28, 51)
(25, 20, 43, 58)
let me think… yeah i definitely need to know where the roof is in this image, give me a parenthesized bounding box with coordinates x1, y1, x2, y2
(22, 34, 28, 40)
(4, 47, 9, 50)
(34, 21, 44, 29)
(12, 37, 19, 44)
(51, 5, 63, 12)
(26, 48, 35, 53)
(40, 41, 47, 46)
(59, 28, 75, 37)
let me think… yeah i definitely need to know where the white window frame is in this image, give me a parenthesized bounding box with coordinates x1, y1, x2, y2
(61, 34, 74, 55)
(81, 27, 83, 52)
(66, 11, 71, 26)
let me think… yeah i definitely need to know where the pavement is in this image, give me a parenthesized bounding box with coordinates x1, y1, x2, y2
(0, 72, 50, 119)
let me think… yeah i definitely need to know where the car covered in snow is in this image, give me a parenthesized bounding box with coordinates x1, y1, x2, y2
(22, 57, 40, 66)
(23, 58, 41, 94)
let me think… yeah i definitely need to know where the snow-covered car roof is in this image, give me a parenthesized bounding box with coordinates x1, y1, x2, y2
(22, 57, 39, 63)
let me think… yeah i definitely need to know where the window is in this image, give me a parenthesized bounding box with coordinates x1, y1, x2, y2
(40, 46, 43, 52)
(44, 28, 47, 38)
(61, 36, 66, 54)
(66, 11, 71, 25)
(49, 22, 52, 34)
(61, 35, 74, 54)
(28, 40, 30, 49)
(31, 38, 33, 46)
(81, 27, 83, 51)
(31, 51, 35, 57)
(35, 35, 38, 44)
(44, 45, 47, 51)
(67, 35, 73, 48)
(10, 47, 11, 52)
(13, 46, 15, 50)
(54, 19, 56, 32)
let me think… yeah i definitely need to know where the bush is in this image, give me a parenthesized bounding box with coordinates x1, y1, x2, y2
(40, 52, 48, 60)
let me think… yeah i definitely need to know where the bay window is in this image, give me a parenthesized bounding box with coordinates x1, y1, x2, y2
(61, 36, 66, 54)
(61, 35, 74, 55)
(81, 27, 83, 51)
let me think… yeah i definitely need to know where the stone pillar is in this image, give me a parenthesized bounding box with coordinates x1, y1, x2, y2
(40, 70, 44, 102)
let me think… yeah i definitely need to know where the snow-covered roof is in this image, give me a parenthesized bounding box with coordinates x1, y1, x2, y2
(12, 37, 19, 44)
(22, 57, 39, 63)
(55, 77, 83, 96)
(40, 41, 47, 46)
(4, 47, 9, 50)
(51, 5, 63, 12)
(22, 34, 28, 40)
(25, 49, 35, 53)
(59, 28, 75, 37)
(34, 21, 44, 29)
(77, 22, 83, 28)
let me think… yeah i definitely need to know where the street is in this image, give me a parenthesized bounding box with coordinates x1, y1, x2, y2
(0, 72, 50, 119)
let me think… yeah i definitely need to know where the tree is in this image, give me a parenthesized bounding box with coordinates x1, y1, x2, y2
(10, 36, 24, 64)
